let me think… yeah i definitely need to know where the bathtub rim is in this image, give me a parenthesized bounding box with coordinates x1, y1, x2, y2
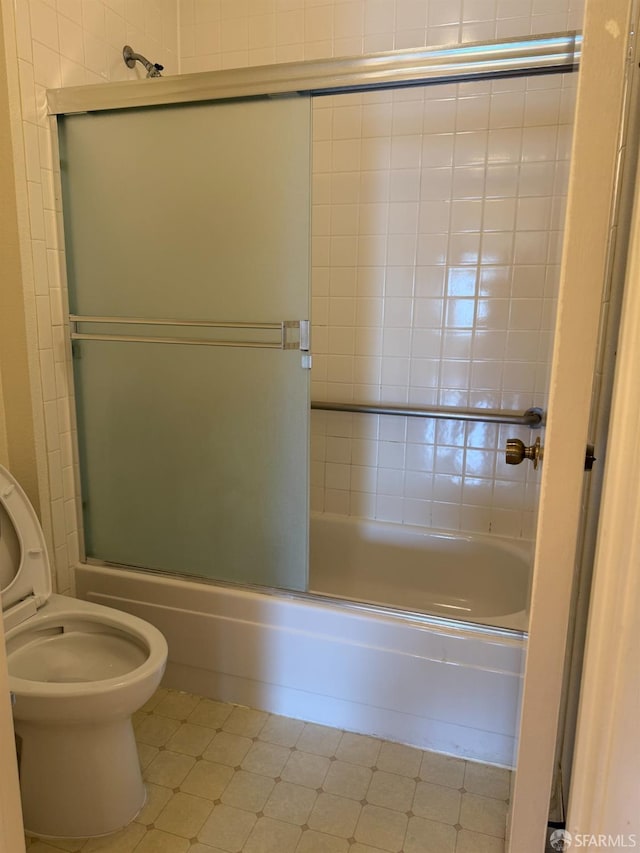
(310, 511, 534, 558)
(79, 556, 527, 641)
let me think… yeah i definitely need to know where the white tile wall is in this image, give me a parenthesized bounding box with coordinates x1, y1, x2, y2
(180, 0, 585, 72)
(178, 0, 582, 540)
(2, 0, 179, 593)
(309, 78, 576, 538)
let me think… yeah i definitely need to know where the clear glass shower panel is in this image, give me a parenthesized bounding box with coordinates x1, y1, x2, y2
(60, 95, 311, 590)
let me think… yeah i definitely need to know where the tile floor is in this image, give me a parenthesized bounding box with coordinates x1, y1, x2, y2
(25, 688, 510, 853)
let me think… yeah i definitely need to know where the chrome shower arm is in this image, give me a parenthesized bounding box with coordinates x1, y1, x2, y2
(122, 45, 163, 78)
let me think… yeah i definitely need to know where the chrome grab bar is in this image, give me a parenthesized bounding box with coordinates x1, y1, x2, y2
(69, 315, 304, 350)
(311, 401, 544, 428)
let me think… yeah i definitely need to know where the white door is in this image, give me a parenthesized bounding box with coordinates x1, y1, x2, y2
(508, 1, 637, 848)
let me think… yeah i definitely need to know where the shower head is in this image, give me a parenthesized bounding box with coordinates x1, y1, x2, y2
(123, 45, 164, 78)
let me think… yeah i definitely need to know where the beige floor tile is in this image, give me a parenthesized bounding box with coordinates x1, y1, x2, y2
(203, 731, 253, 767)
(124, 692, 514, 853)
(419, 752, 466, 789)
(154, 791, 213, 839)
(26, 843, 73, 853)
(166, 723, 217, 757)
(365, 769, 415, 812)
(220, 770, 275, 812)
(141, 687, 169, 713)
(135, 714, 181, 748)
(413, 780, 461, 825)
(188, 699, 233, 730)
(241, 740, 291, 777)
(132, 709, 147, 729)
(281, 750, 331, 789)
(222, 707, 268, 738)
(144, 750, 197, 788)
(243, 816, 302, 853)
(180, 759, 234, 800)
(404, 815, 457, 853)
(154, 691, 202, 721)
(258, 715, 305, 747)
(376, 741, 422, 778)
(459, 793, 508, 838)
(354, 804, 408, 852)
(322, 760, 372, 800)
(133, 828, 189, 853)
(295, 829, 350, 852)
(27, 838, 85, 852)
(296, 723, 342, 757)
(135, 783, 173, 825)
(463, 763, 511, 801)
(263, 781, 317, 824)
(307, 792, 361, 839)
(137, 742, 159, 770)
(81, 821, 146, 852)
(198, 803, 257, 851)
(335, 733, 380, 767)
(456, 828, 506, 852)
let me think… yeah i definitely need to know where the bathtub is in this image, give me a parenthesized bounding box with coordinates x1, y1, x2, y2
(310, 513, 531, 632)
(75, 515, 530, 767)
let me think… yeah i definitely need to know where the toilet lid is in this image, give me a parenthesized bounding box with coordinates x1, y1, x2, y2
(0, 464, 51, 613)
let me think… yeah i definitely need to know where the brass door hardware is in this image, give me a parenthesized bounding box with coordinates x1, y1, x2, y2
(505, 439, 597, 471)
(505, 437, 542, 469)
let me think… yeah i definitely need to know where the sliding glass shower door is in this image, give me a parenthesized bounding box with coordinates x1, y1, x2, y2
(60, 96, 311, 590)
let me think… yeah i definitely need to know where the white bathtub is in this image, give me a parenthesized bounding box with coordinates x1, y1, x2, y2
(310, 513, 531, 632)
(75, 516, 530, 767)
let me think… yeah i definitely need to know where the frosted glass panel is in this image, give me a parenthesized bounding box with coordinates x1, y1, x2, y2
(60, 97, 309, 323)
(73, 341, 307, 587)
(61, 96, 310, 590)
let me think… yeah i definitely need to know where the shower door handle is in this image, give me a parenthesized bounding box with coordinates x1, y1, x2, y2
(505, 437, 542, 469)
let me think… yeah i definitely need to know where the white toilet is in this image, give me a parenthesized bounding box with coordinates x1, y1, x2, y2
(0, 464, 168, 839)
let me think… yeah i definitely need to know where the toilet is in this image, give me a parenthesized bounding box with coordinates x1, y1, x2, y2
(0, 464, 168, 839)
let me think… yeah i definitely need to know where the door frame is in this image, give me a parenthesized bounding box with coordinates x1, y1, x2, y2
(565, 147, 640, 837)
(508, 1, 638, 848)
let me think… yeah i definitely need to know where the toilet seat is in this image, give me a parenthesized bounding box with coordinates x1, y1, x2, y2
(0, 465, 51, 630)
(4, 594, 167, 707)
(9, 623, 148, 683)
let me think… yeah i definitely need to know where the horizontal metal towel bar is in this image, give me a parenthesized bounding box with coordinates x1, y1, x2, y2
(311, 401, 544, 427)
(49, 32, 581, 115)
(70, 332, 287, 349)
(69, 315, 304, 350)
